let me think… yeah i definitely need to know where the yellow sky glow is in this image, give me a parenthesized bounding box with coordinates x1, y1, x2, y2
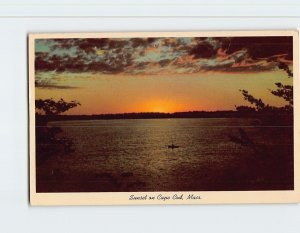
(35, 70, 292, 115)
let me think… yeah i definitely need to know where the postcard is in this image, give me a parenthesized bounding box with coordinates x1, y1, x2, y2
(29, 31, 300, 205)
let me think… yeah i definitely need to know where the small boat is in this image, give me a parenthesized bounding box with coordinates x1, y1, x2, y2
(168, 144, 180, 149)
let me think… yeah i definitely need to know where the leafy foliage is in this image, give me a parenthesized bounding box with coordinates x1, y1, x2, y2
(270, 83, 293, 107)
(236, 63, 293, 112)
(235, 105, 256, 113)
(36, 98, 81, 116)
(35, 98, 80, 164)
(228, 63, 294, 189)
(239, 90, 266, 111)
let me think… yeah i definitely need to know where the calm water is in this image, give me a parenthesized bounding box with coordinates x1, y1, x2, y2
(37, 118, 293, 192)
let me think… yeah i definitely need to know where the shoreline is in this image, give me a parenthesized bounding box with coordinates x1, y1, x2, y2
(35, 110, 293, 122)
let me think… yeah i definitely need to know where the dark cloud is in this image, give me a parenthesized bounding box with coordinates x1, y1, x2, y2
(130, 38, 158, 48)
(35, 53, 87, 72)
(158, 59, 171, 67)
(35, 36, 293, 75)
(50, 38, 110, 52)
(35, 81, 79, 89)
(187, 37, 221, 58)
(189, 41, 216, 59)
(189, 36, 293, 61)
(134, 61, 151, 69)
(36, 38, 134, 74)
(200, 61, 277, 73)
(220, 36, 293, 60)
(35, 52, 54, 71)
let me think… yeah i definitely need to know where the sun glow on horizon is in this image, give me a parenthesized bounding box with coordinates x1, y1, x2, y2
(136, 99, 186, 113)
(35, 71, 292, 115)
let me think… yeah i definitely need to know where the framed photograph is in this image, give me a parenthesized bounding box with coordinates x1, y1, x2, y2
(29, 31, 300, 205)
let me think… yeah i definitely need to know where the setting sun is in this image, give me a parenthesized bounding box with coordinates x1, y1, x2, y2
(138, 99, 183, 113)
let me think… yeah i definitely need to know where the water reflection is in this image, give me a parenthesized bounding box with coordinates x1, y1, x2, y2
(36, 118, 293, 192)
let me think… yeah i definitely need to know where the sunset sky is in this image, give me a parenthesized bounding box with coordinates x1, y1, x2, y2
(35, 36, 293, 115)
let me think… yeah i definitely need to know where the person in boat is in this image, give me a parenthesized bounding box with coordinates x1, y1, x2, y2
(168, 144, 179, 149)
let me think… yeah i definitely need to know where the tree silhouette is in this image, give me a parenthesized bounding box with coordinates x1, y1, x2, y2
(36, 98, 81, 116)
(236, 62, 293, 113)
(35, 98, 81, 164)
(228, 62, 294, 190)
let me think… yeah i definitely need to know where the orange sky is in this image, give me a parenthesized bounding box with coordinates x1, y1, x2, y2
(35, 70, 292, 115)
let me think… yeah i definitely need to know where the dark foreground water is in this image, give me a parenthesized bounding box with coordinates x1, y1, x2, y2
(36, 118, 293, 192)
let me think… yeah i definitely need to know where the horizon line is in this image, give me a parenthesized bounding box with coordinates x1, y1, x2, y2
(61, 110, 240, 116)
